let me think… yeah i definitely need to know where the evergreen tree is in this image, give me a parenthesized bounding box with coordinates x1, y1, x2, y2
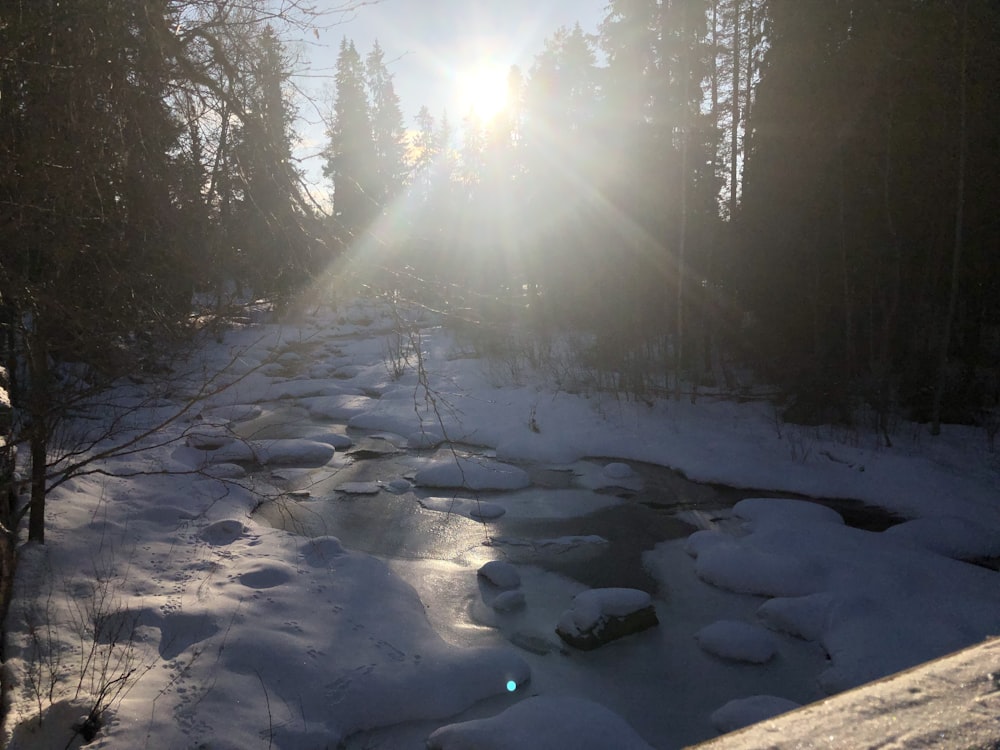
(738, 0, 1000, 430)
(410, 105, 440, 203)
(0, 0, 192, 541)
(324, 38, 377, 240)
(229, 25, 315, 296)
(366, 41, 409, 207)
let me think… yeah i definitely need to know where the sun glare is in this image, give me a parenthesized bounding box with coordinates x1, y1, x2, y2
(457, 64, 509, 123)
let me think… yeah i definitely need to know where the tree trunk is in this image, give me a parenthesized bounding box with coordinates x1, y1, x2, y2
(930, 0, 969, 436)
(730, 0, 741, 220)
(27, 323, 49, 543)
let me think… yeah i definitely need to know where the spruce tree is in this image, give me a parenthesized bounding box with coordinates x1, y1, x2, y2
(324, 38, 377, 241)
(366, 41, 408, 208)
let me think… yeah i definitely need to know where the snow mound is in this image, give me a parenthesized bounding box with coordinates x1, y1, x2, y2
(302, 394, 377, 420)
(710, 695, 802, 733)
(201, 519, 246, 546)
(415, 457, 530, 491)
(383, 478, 411, 494)
(335, 482, 381, 495)
(684, 529, 729, 558)
(238, 561, 296, 589)
(478, 561, 521, 589)
(427, 695, 655, 750)
(695, 543, 826, 597)
(205, 438, 335, 467)
(883, 515, 1000, 560)
(695, 619, 778, 664)
(299, 536, 347, 566)
(756, 593, 837, 642)
(492, 590, 526, 612)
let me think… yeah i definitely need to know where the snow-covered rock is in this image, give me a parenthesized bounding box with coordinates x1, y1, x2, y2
(427, 695, 655, 750)
(556, 588, 658, 650)
(756, 593, 837, 642)
(695, 620, 778, 664)
(302, 394, 377, 420)
(695, 543, 826, 597)
(415, 457, 530, 491)
(478, 561, 521, 589)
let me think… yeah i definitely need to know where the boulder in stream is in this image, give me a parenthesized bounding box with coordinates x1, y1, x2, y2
(556, 588, 658, 650)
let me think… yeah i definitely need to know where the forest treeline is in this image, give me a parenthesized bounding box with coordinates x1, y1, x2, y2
(0, 1, 998, 539)
(325, 0, 1000, 438)
(0, 0, 329, 541)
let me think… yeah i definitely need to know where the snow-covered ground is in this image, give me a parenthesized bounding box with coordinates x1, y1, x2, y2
(3, 298, 999, 749)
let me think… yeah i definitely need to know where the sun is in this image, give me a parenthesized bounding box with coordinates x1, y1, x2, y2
(457, 63, 510, 123)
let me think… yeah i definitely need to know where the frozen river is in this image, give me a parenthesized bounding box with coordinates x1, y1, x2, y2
(243, 407, 896, 748)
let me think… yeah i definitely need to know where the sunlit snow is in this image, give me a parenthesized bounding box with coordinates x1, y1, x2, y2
(4, 299, 999, 749)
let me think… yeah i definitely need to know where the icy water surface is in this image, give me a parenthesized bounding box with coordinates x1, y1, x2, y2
(243, 408, 897, 749)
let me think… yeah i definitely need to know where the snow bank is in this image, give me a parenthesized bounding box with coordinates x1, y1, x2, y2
(660, 497, 1000, 693)
(883, 515, 1000, 560)
(427, 695, 655, 750)
(415, 456, 531, 491)
(710, 695, 802, 733)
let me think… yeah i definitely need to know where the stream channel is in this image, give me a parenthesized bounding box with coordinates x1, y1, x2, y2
(239, 403, 898, 748)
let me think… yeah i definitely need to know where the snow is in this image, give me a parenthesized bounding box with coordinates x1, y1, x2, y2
(709, 695, 803, 733)
(178, 437, 336, 467)
(491, 590, 526, 612)
(414, 455, 531, 491)
(427, 695, 655, 750)
(882, 515, 1000, 559)
(557, 588, 652, 636)
(334, 481, 382, 494)
(695, 620, 779, 664)
(4, 299, 1000, 750)
(478, 561, 522, 589)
